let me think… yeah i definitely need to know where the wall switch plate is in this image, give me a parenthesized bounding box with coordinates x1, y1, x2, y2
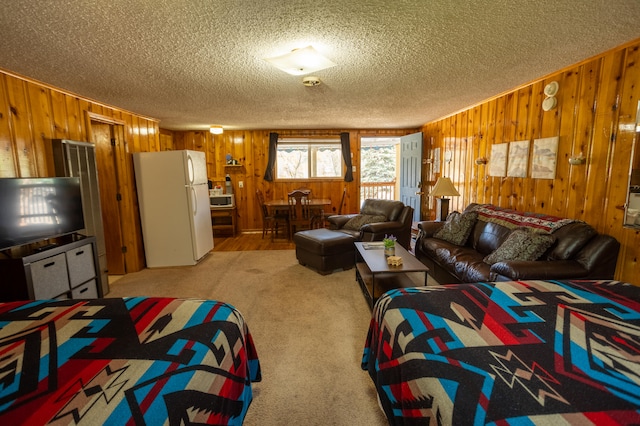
(352, 166, 356, 172)
(238, 181, 244, 188)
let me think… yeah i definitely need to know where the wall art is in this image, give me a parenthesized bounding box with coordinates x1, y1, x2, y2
(507, 140, 530, 177)
(488, 143, 508, 177)
(531, 136, 559, 179)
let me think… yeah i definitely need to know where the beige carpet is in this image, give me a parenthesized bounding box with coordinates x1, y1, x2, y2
(107, 250, 389, 425)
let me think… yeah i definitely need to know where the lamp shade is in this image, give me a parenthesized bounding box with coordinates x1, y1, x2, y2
(265, 46, 336, 76)
(429, 177, 460, 197)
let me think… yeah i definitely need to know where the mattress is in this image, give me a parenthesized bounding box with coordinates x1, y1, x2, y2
(0, 297, 261, 425)
(362, 279, 640, 424)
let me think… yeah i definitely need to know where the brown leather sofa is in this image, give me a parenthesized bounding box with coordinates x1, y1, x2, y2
(326, 199, 414, 249)
(414, 203, 620, 284)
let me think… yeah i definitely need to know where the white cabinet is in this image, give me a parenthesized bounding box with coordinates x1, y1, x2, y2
(30, 253, 69, 300)
(0, 236, 102, 301)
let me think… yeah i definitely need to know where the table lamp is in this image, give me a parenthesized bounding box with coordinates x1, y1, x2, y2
(429, 177, 460, 221)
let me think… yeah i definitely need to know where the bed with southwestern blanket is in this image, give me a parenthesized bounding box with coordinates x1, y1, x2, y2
(362, 279, 640, 425)
(0, 297, 261, 425)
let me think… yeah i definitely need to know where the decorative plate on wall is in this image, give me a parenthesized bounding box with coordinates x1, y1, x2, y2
(544, 81, 559, 97)
(542, 96, 557, 111)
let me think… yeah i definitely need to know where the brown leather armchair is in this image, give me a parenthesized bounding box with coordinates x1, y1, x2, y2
(326, 199, 414, 249)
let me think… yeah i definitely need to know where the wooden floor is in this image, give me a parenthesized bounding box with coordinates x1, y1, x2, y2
(212, 232, 295, 251)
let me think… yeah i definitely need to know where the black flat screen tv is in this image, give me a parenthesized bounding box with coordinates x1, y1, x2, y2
(0, 177, 85, 251)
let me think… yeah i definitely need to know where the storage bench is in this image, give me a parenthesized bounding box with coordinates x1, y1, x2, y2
(293, 229, 356, 275)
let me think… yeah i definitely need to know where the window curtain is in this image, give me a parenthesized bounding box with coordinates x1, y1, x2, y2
(264, 132, 278, 181)
(341, 132, 353, 182)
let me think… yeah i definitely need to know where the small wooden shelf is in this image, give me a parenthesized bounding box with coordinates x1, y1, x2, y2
(224, 164, 245, 173)
(210, 206, 237, 237)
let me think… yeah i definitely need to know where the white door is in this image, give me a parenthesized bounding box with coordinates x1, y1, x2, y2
(400, 132, 423, 222)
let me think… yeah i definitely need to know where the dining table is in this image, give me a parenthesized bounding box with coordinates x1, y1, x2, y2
(264, 198, 332, 232)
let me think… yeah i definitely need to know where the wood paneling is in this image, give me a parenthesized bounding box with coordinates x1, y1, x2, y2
(0, 70, 159, 273)
(421, 40, 640, 284)
(169, 128, 418, 235)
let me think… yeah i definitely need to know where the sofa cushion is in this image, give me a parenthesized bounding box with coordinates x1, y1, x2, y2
(361, 199, 404, 221)
(483, 228, 555, 265)
(471, 221, 511, 255)
(546, 222, 597, 260)
(454, 257, 492, 282)
(428, 244, 491, 282)
(343, 214, 387, 231)
(433, 211, 478, 246)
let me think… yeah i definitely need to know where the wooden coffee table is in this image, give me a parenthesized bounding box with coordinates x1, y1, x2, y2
(354, 242, 429, 308)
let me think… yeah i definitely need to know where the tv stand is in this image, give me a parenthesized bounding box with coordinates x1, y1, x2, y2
(0, 235, 102, 302)
(35, 243, 59, 252)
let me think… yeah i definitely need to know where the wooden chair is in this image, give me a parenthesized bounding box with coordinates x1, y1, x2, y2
(256, 189, 288, 241)
(337, 186, 347, 215)
(294, 187, 312, 197)
(287, 190, 312, 237)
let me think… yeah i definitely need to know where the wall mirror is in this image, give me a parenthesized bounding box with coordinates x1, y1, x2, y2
(624, 100, 640, 228)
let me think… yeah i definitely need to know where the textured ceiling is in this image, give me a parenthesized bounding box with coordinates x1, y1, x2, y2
(1, 1, 640, 131)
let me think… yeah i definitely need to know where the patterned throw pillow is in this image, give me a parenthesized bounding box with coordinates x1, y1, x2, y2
(483, 227, 555, 265)
(343, 214, 387, 231)
(433, 211, 478, 246)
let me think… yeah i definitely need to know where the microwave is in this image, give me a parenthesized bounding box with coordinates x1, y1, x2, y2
(210, 194, 234, 208)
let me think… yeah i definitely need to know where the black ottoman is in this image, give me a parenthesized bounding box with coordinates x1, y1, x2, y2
(293, 229, 357, 275)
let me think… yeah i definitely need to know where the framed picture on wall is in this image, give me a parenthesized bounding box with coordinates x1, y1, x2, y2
(507, 140, 530, 177)
(531, 137, 559, 179)
(488, 143, 508, 177)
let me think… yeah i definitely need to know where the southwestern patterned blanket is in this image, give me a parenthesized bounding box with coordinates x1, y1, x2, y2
(0, 297, 261, 425)
(362, 280, 640, 425)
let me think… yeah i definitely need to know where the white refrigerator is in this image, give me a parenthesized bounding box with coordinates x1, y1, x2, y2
(133, 150, 214, 267)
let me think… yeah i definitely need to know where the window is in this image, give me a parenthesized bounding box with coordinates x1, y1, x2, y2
(276, 138, 343, 179)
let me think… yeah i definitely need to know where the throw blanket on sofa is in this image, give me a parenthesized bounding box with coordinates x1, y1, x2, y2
(473, 204, 576, 232)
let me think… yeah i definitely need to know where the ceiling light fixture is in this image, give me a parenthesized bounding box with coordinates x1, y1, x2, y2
(210, 126, 223, 134)
(265, 45, 336, 76)
(302, 76, 321, 87)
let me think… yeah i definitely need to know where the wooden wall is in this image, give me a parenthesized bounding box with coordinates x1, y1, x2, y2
(171, 128, 417, 233)
(0, 69, 161, 273)
(420, 40, 640, 283)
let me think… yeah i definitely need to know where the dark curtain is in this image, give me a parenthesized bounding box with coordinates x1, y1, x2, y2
(341, 132, 353, 182)
(264, 132, 278, 181)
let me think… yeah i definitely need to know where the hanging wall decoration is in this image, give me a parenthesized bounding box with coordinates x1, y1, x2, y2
(488, 143, 508, 177)
(531, 136, 559, 179)
(507, 140, 530, 177)
(433, 147, 441, 173)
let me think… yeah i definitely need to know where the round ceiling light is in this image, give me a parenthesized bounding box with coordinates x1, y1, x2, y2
(210, 126, 223, 134)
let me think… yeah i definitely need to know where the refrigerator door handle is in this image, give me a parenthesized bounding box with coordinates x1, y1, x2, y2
(191, 186, 198, 215)
(187, 155, 195, 185)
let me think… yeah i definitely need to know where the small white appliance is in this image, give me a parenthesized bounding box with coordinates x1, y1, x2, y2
(210, 194, 234, 208)
(133, 150, 214, 267)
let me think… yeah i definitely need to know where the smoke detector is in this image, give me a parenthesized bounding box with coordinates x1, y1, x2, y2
(302, 76, 321, 87)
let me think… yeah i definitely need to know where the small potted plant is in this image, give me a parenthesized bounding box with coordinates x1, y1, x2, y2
(383, 234, 396, 257)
